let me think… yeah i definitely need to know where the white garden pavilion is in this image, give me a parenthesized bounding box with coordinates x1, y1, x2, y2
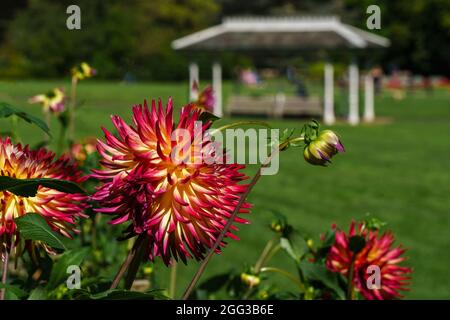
(172, 16, 390, 125)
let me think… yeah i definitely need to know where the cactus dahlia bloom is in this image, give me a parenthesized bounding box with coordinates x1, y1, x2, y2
(326, 221, 412, 300)
(303, 130, 344, 166)
(0, 137, 87, 249)
(92, 99, 250, 265)
(28, 88, 66, 113)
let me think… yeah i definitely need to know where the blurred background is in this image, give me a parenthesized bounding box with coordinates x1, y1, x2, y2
(0, 0, 449, 299)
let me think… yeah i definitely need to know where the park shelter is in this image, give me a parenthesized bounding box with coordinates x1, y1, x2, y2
(172, 16, 390, 125)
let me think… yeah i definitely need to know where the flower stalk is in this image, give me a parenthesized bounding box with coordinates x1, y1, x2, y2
(69, 76, 78, 142)
(169, 262, 178, 299)
(181, 152, 273, 300)
(260, 267, 305, 291)
(182, 136, 304, 300)
(0, 245, 9, 300)
(254, 238, 278, 273)
(346, 255, 356, 300)
(110, 233, 147, 290)
(210, 121, 272, 135)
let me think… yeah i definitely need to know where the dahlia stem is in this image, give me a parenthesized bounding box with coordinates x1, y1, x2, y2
(124, 236, 149, 290)
(181, 136, 305, 300)
(69, 76, 78, 143)
(210, 121, 272, 135)
(0, 245, 10, 300)
(10, 115, 20, 143)
(347, 255, 356, 300)
(181, 152, 276, 300)
(44, 109, 51, 142)
(110, 233, 147, 290)
(254, 238, 277, 273)
(169, 261, 178, 298)
(56, 117, 67, 155)
(259, 267, 305, 291)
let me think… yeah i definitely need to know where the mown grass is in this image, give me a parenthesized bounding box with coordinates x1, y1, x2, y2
(1, 79, 449, 299)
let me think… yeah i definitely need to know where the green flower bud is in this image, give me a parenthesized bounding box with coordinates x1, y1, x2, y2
(257, 289, 269, 300)
(306, 238, 314, 249)
(270, 220, 285, 233)
(240, 273, 261, 287)
(143, 266, 154, 276)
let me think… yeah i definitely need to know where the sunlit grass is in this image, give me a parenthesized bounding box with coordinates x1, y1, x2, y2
(1, 80, 449, 299)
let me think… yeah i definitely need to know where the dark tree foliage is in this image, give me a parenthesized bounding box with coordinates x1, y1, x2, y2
(344, 0, 450, 76)
(0, 0, 219, 79)
(0, 0, 448, 79)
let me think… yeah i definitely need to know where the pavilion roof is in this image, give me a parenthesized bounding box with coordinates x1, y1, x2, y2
(172, 16, 390, 51)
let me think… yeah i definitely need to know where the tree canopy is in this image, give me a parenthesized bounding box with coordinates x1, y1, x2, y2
(0, 0, 448, 79)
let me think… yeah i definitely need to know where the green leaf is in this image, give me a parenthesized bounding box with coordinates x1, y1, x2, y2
(280, 237, 300, 261)
(28, 287, 48, 300)
(72, 289, 168, 300)
(363, 216, 387, 231)
(349, 235, 366, 254)
(0, 102, 51, 136)
(197, 273, 231, 295)
(279, 232, 308, 263)
(315, 229, 336, 261)
(47, 248, 89, 290)
(0, 176, 85, 197)
(298, 261, 345, 300)
(15, 213, 68, 250)
(0, 283, 28, 299)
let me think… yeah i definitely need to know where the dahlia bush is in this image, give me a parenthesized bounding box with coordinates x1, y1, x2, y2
(0, 74, 412, 300)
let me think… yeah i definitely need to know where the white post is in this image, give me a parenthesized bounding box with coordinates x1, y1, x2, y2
(364, 73, 375, 122)
(212, 61, 223, 117)
(323, 63, 335, 125)
(189, 62, 199, 101)
(348, 62, 360, 125)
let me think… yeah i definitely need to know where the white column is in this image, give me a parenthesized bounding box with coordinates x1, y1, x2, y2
(364, 74, 375, 122)
(212, 62, 223, 117)
(348, 62, 360, 125)
(323, 63, 335, 125)
(189, 62, 199, 101)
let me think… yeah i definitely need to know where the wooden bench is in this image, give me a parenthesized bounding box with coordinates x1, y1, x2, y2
(226, 95, 274, 117)
(226, 95, 323, 118)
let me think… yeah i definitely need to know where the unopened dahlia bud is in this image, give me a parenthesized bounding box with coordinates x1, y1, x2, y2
(270, 220, 285, 233)
(240, 273, 261, 287)
(303, 130, 344, 166)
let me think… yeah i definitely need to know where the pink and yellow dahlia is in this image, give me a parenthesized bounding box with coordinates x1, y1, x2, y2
(28, 87, 66, 114)
(92, 99, 250, 265)
(0, 137, 87, 248)
(326, 221, 412, 300)
(192, 81, 215, 113)
(71, 62, 97, 81)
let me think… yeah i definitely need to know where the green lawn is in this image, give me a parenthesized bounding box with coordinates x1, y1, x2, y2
(1, 79, 449, 299)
